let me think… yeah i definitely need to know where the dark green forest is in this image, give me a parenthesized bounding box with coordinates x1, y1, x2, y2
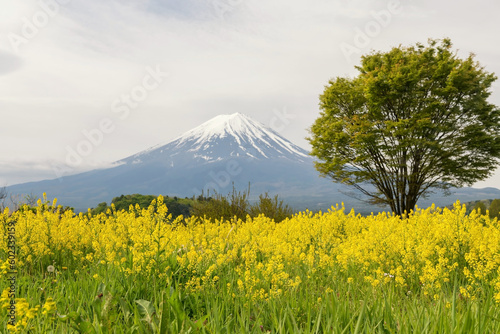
(89, 188, 294, 223)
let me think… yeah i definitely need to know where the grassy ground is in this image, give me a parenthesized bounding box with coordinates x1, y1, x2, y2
(2, 198, 500, 332)
(2, 263, 499, 333)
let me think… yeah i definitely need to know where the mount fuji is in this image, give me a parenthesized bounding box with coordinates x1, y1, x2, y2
(7, 113, 347, 211)
(7, 113, 500, 212)
(121, 113, 310, 166)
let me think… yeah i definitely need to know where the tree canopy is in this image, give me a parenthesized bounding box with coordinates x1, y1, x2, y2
(489, 199, 500, 220)
(90, 194, 192, 218)
(472, 201, 487, 215)
(308, 39, 500, 215)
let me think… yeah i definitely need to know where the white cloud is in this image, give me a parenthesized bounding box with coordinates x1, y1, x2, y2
(0, 0, 499, 189)
(0, 157, 119, 186)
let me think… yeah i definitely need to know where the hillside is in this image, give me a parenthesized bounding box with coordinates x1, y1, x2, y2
(7, 113, 500, 213)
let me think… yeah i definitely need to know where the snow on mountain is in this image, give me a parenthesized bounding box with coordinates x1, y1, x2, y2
(121, 113, 310, 165)
(7, 112, 500, 214)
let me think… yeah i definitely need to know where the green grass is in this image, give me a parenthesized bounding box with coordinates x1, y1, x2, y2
(3, 261, 500, 333)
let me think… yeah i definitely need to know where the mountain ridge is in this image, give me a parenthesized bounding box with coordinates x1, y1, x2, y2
(7, 113, 334, 211)
(6, 113, 500, 213)
(120, 113, 310, 166)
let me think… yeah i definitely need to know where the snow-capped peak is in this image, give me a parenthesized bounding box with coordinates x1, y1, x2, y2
(175, 113, 270, 144)
(123, 113, 309, 164)
(174, 113, 308, 158)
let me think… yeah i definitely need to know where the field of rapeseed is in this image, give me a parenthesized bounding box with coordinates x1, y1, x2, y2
(1, 194, 500, 333)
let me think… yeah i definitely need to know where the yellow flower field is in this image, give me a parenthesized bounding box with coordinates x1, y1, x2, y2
(2, 195, 500, 300)
(1, 195, 500, 332)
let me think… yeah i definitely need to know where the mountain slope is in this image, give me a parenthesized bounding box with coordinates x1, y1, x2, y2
(7, 113, 500, 213)
(120, 113, 310, 166)
(8, 113, 342, 211)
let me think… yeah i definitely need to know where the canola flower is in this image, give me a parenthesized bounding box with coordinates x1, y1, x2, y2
(0, 288, 54, 332)
(1, 195, 500, 307)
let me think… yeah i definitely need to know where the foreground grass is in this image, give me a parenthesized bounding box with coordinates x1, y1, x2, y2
(2, 197, 500, 332)
(2, 260, 500, 333)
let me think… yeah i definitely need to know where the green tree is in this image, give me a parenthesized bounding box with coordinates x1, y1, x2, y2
(308, 39, 500, 216)
(90, 194, 193, 219)
(473, 201, 487, 215)
(191, 185, 293, 223)
(249, 193, 294, 222)
(190, 185, 251, 222)
(112, 194, 157, 210)
(489, 199, 500, 219)
(92, 202, 108, 215)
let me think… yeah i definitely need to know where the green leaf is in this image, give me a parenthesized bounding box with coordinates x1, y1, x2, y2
(57, 314, 70, 322)
(135, 299, 156, 324)
(119, 297, 132, 320)
(79, 321, 96, 334)
(159, 291, 170, 334)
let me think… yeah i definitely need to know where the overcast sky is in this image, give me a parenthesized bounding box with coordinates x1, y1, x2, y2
(1, 0, 500, 188)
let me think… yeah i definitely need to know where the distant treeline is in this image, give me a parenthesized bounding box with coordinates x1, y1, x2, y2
(466, 199, 500, 219)
(91, 194, 193, 218)
(90, 187, 294, 223)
